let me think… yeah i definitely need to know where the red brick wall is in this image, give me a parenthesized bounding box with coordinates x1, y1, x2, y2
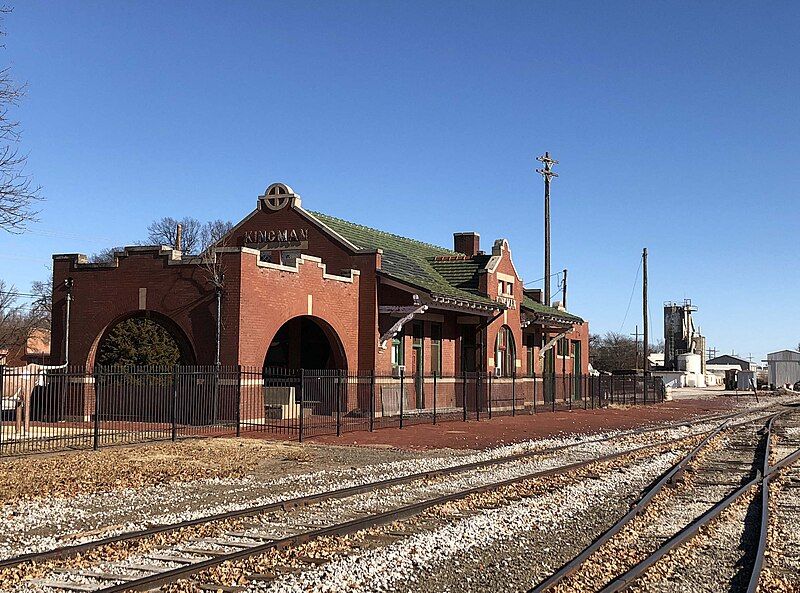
(49, 199, 590, 379)
(52, 249, 219, 367)
(235, 250, 362, 369)
(484, 239, 524, 375)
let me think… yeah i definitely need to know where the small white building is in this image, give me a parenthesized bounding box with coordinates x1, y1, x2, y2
(766, 350, 800, 388)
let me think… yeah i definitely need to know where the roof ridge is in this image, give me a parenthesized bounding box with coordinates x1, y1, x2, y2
(429, 255, 470, 262)
(309, 210, 457, 255)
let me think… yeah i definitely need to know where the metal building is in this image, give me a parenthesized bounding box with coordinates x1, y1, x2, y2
(766, 350, 800, 388)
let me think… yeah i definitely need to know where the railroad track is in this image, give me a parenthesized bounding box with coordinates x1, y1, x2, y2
(530, 408, 800, 593)
(9, 413, 766, 593)
(6, 404, 796, 593)
(754, 406, 800, 592)
(4, 404, 778, 573)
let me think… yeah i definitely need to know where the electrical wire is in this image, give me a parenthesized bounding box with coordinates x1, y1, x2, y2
(619, 256, 643, 333)
(524, 270, 563, 286)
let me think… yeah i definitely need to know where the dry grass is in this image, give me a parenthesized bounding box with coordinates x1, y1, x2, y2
(0, 438, 314, 504)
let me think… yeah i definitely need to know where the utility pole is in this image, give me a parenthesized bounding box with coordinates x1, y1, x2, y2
(562, 268, 568, 309)
(630, 325, 642, 370)
(536, 152, 558, 306)
(642, 248, 649, 375)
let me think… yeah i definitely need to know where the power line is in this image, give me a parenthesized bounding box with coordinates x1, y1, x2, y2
(0, 290, 45, 299)
(524, 270, 563, 287)
(619, 257, 643, 333)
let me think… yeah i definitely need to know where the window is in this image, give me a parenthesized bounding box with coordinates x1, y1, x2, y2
(498, 280, 504, 295)
(412, 322, 423, 346)
(430, 323, 442, 375)
(557, 337, 569, 356)
(494, 325, 516, 377)
(507, 281, 513, 294)
(525, 334, 535, 376)
(391, 329, 405, 367)
(460, 325, 478, 373)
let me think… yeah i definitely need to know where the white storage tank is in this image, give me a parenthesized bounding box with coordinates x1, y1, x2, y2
(678, 353, 703, 375)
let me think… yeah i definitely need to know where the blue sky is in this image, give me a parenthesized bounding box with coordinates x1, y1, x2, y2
(0, 1, 798, 360)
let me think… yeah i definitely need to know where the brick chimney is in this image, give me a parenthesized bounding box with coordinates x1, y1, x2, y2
(454, 232, 480, 257)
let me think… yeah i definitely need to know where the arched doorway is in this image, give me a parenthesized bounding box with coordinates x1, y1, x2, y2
(263, 316, 347, 371)
(88, 312, 198, 425)
(494, 325, 516, 377)
(94, 312, 195, 367)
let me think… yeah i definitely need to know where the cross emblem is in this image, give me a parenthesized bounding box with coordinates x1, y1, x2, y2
(260, 183, 292, 210)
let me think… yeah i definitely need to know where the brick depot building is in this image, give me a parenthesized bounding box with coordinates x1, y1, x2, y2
(50, 183, 588, 381)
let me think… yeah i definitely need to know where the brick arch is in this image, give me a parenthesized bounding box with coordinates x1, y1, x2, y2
(262, 314, 348, 371)
(87, 310, 198, 368)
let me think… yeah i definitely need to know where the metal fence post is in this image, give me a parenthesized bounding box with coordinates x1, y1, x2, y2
(336, 371, 342, 436)
(511, 372, 516, 417)
(432, 371, 438, 425)
(0, 364, 4, 451)
(298, 368, 304, 442)
(533, 370, 537, 414)
(475, 374, 481, 422)
(93, 366, 101, 450)
(236, 365, 242, 437)
(399, 368, 404, 429)
(568, 373, 573, 411)
(462, 372, 467, 422)
(487, 373, 492, 420)
(369, 370, 375, 432)
(552, 374, 556, 413)
(583, 375, 587, 410)
(171, 365, 178, 441)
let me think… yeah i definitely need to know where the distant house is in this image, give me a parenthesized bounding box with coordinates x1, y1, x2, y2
(0, 328, 51, 367)
(766, 350, 800, 388)
(707, 354, 755, 371)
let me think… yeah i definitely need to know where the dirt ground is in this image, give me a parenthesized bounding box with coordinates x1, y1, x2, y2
(303, 391, 767, 450)
(0, 437, 442, 504)
(0, 390, 777, 504)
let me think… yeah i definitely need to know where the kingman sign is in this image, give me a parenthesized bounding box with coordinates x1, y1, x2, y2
(243, 228, 309, 250)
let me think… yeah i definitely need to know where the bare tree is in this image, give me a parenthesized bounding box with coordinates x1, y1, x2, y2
(29, 275, 52, 328)
(200, 219, 233, 253)
(89, 245, 123, 264)
(147, 216, 202, 253)
(0, 9, 41, 233)
(0, 280, 31, 348)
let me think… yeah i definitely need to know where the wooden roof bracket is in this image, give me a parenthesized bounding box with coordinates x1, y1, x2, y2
(378, 294, 428, 351)
(474, 308, 505, 336)
(539, 328, 573, 360)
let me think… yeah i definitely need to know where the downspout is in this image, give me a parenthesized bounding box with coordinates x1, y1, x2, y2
(64, 277, 74, 366)
(213, 276, 224, 424)
(215, 285, 222, 366)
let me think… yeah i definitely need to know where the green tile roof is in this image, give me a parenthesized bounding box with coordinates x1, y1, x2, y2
(307, 209, 584, 325)
(428, 256, 491, 295)
(308, 211, 497, 307)
(521, 295, 584, 323)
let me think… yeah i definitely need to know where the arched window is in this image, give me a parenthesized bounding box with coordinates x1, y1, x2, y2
(494, 325, 516, 377)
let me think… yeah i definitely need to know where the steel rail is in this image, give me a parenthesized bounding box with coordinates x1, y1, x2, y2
(529, 418, 733, 593)
(94, 435, 701, 593)
(2, 408, 762, 572)
(594, 415, 778, 593)
(746, 413, 781, 593)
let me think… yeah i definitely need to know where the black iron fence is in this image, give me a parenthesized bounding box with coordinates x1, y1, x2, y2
(0, 365, 665, 456)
